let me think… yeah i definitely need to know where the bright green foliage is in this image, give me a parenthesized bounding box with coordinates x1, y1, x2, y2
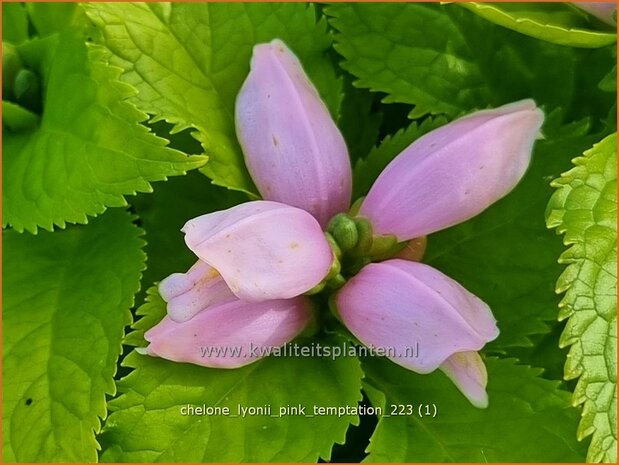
(84, 2, 342, 195)
(327, 3, 598, 119)
(26, 2, 83, 37)
(132, 170, 247, 300)
(3, 30, 206, 233)
(363, 357, 587, 462)
(352, 117, 446, 198)
(459, 3, 616, 48)
(547, 133, 618, 462)
(2, 3, 29, 44)
(99, 287, 364, 462)
(2, 209, 145, 462)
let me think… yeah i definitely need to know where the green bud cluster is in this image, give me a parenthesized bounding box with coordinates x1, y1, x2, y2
(306, 232, 346, 294)
(304, 195, 411, 338)
(305, 209, 407, 298)
(3, 41, 42, 115)
(326, 212, 405, 265)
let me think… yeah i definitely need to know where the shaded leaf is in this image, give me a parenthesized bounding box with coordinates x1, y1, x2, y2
(363, 357, 587, 462)
(2, 3, 29, 44)
(338, 77, 382, 165)
(327, 3, 610, 121)
(2, 100, 39, 132)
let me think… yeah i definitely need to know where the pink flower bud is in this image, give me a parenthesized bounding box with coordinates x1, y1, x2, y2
(236, 39, 352, 227)
(159, 261, 235, 323)
(359, 100, 544, 240)
(182, 200, 333, 302)
(141, 296, 313, 368)
(440, 351, 489, 408)
(335, 259, 499, 374)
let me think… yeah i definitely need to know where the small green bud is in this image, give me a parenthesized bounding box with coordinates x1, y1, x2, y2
(305, 280, 326, 295)
(327, 213, 358, 252)
(367, 233, 405, 260)
(14, 68, 42, 115)
(2, 42, 23, 99)
(324, 232, 342, 261)
(326, 273, 347, 290)
(325, 253, 342, 280)
(350, 217, 373, 256)
(304, 247, 341, 296)
(14, 69, 40, 104)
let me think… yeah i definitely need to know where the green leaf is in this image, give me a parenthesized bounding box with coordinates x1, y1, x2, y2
(3, 30, 206, 233)
(599, 65, 617, 92)
(2, 209, 145, 462)
(508, 323, 573, 383)
(337, 77, 382, 165)
(2, 100, 39, 132)
(425, 120, 603, 349)
(546, 133, 617, 462)
(84, 2, 342, 195)
(326, 3, 600, 119)
(459, 3, 616, 48)
(352, 116, 447, 198)
(100, 287, 364, 462)
(130, 170, 247, 301)
(2, 3, 29, 44)
(26, 2, 83, 37)
(363, 357, 587, 462)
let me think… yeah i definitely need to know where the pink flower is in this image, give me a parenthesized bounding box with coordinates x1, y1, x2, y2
(236, 39, 352, 227)
(140, 296, 313, 369)
(359, 100, 544, 241)
(182, 201, 333, 302)
(335, 101, 543, 407)
(440, 351, 489, 408)
(145, 40, 350, 368)
(144, 38, 544, 408)
(159, 261, 235, 323)
(335, 260, 499, 374)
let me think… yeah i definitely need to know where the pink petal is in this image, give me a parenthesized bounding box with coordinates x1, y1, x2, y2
(142, 296, 313, 368)
(574, 2, 616, 25)
(440, 351, 489, 409)
(159, 260, 236, 323)
(336, 259, 499, 373)
(236, 39, 352, 227)
(359, 100, 544, 240)
(182, 200, 333, 302)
